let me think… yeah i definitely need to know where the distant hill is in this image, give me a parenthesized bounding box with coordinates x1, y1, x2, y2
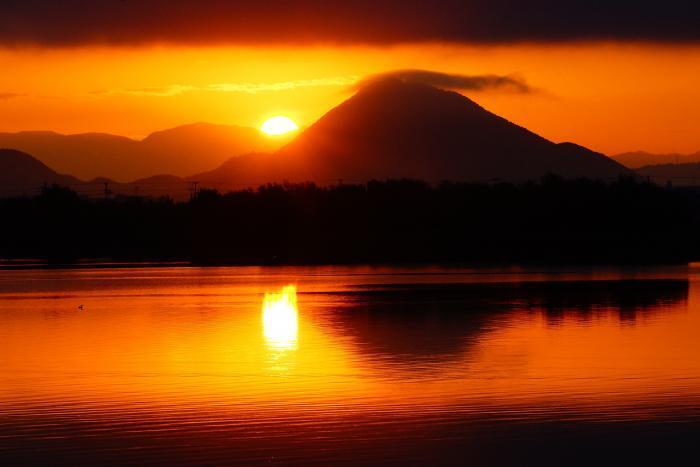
(0, 149, 82, 196)
(138, 123, 285, 177)
(636, 162, 700, 186)
(613, 150, 700, 169)
(0, 149, 195, 199)
(203, 79, 629, 186)
(0, 123, 287, 181)
(189, 152, 276, 191)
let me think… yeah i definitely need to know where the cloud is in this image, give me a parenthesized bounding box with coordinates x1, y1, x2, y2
(356, 70, 533, 93)
(0, 92, 24, 100)
(0, 1, 699, 46)
(92, 72, 529, 98)
(209, 76, 358, 93)
(94, 76, 359, 97)
(98, 85, 196, 97)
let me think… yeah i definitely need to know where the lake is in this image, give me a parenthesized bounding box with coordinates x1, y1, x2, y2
(1, 265, 700, 465)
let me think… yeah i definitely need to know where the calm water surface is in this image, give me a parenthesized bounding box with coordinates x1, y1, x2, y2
(1, 265, 700, 465)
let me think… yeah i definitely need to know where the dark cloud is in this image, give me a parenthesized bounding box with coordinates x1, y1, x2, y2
(356, 70, 532, 93)
(0, 1, 699, 46)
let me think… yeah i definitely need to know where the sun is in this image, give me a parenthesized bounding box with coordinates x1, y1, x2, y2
(261, 116, 299, 136)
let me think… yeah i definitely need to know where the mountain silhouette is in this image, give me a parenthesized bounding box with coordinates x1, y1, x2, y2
(189, 152, 276, 190)
(613, 150, 700, 168)
(0, 149, 82, 196)
(1, 81, 631, 195)
(0, 148, 195, 199)
(0, 123, 286, 181)
(636, 162, 700, 186)
(138, 123, 287, 177)
(204, 79, 629, 186)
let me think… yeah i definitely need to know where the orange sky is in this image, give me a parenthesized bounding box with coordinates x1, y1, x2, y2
(1, 43, 699, 155)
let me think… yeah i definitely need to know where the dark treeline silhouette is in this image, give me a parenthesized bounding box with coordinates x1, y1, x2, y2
(1, 176, 699, 265)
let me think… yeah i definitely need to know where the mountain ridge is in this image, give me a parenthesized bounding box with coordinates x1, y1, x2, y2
(2, 81, 630, 195)
(0, 123, 286, 181)
(207, 79, 628, 186)
(636, 162, 700, 185)
(0, 149, 82, 196)
(613, 150, 700, 168)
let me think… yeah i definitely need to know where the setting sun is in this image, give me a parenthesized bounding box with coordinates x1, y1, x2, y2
(261, 116, 299, 136)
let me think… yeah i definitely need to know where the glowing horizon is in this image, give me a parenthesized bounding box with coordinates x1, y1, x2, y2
(1, 43, 700, 157)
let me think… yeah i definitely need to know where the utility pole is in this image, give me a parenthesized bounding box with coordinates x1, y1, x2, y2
(190, 181, 199, 201)
(103, 181, 112, 199)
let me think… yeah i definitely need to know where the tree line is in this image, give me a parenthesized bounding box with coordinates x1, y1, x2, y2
(1, 176, 698, 264)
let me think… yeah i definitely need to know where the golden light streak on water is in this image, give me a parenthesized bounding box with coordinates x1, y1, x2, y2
(261, 285, 299, 351)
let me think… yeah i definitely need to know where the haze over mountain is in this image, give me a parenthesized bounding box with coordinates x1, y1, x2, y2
(0, 123, 286, 181)
(200, 79, 629, 188)
(613, 150, 700, 169)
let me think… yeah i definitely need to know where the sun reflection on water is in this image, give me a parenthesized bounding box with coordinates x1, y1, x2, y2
(262, 285, 299, 351)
